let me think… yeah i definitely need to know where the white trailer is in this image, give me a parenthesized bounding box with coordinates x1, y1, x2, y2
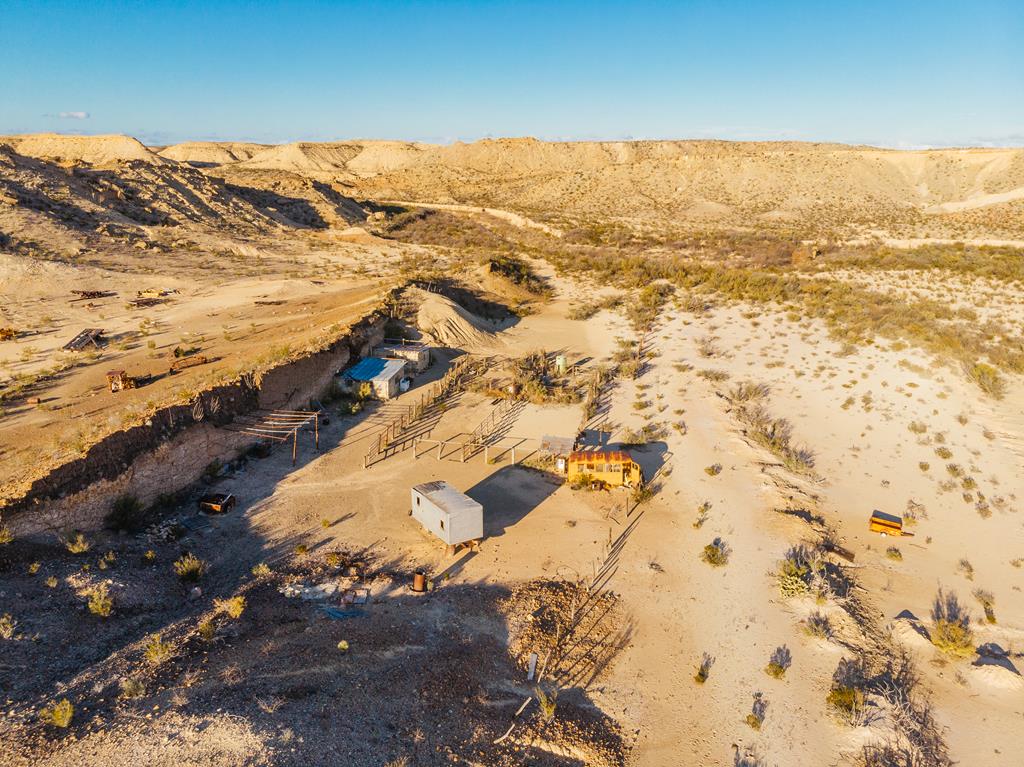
(410, 480, 483, 547)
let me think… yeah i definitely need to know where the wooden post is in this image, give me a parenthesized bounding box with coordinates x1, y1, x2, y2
(314, 414, 319, 450)
(484, 445, 488, 464)
(292, 429, 298, 465)
(438, 441, 443, 460)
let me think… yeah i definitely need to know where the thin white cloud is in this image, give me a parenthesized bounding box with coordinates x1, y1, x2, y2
(57, 111, 90, 120)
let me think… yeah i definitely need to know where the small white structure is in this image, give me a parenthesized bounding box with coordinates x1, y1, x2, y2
(373, 342, 430, 373)
(411, 481, 483, 546)
(343, 357, 407, 399)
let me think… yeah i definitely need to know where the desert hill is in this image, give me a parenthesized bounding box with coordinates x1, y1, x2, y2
(157, 141, 270, 166)
(156, 136, 1024, 239)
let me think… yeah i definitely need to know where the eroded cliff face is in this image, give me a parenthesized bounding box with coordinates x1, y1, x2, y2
(4, 311, 387, 534)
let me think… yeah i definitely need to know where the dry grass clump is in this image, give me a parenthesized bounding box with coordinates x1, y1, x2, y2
(971, 589, 996, 624)
(734, 402, 815, 473)
(64, 532, 91, 554)
(0, 524, 12, 545)
(963, 362, 1005, 399)
(39, 698, 74, 728)
(214, 595, 246, 619)
(144, 633, 174, 665)
(120, 678, 146, 699)
(701, 537, 731, 567)
(704, 463, 722, 476)
(930, 590, 973, 657)
(568, 294, 622, 321)
(251, 562, 271, 577)
(804, 610, 832, 639)
(0, 613, 16, 639)
(173, 552, 207, 582)
(826, 657, 867, 724)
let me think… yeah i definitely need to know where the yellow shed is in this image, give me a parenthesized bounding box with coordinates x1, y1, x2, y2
(567, 450, 643, 488)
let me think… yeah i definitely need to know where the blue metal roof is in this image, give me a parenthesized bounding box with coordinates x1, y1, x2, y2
(345, 356, 403, 381)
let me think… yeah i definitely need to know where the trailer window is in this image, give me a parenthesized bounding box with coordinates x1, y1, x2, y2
(610, 463, 621, 472)
(586, 463, 595, 470)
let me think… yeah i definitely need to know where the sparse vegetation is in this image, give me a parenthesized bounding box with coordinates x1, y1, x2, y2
(64, 532, 91, 554)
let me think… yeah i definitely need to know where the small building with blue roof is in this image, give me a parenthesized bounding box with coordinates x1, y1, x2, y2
(342, 356, 408, 399)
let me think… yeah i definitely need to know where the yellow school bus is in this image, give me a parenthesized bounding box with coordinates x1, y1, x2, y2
(567, 449, 644, 488)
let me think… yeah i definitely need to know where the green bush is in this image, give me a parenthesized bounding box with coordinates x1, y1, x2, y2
(40, 698, 74, 728)
(173, 553, 207, 582)
(105, 494, 145, 532)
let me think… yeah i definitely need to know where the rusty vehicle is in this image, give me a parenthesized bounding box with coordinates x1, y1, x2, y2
(868, 509, 913, 537)
(198, 493, 236, 514)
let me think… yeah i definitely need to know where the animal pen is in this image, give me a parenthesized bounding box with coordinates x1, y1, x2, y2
(362, 355, 484, 468)
(224, 410, 319, 464)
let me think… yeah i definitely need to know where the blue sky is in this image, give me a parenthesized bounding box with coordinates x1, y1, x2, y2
(1, 0, 1021, 147)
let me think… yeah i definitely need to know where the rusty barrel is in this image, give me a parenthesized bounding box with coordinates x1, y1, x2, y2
(412, 571, 427, 593)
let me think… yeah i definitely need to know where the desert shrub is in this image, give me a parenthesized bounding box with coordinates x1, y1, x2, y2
(701, 538, 730, 567)
(105, 494, 144, 532)
(197, 619, 215, 641)
(694, 652, 714, 684)
(215, 596, 246, 619)
(87, 583, 113, 617)
(120, 678, 145, 699)
(907, 421, 928, 434)
(930, 590, 974, 657)
(172, 553, 207, 582)
(0, 613, 16, 639)
(144, 634, 174, 665)
(535, 684, 559, 721)
(746, 693, 767, 730)
(64, 533, 91, 554)
(251, 562, 271, 577)
(704, 463, 722, 476)
(631, 483, 655, 504)
(0, 525, 12, 545)
(972, 589, 996, 624)
(777, 545, 820, 597)
(964, 362, 1006, 399)
(826, 685, 865, 720)
(765, 645, 792, 678)
(40, 698, 74, 728)
(337, 639, 350, 653)
(885, 547, 903, 561)
(294, 543, 309, 556)
(934, 446, 952, 459)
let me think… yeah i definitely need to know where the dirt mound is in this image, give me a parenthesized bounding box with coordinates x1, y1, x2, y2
(237, 142, 365, 173)
(411, 287, 500, 350)
(6, 133, 166, 166)
(158, 141, 269, 165)
(970, 656, 1024, 690)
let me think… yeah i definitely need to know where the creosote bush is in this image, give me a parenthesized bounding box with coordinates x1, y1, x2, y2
(930, 589, 974, 657)
(215, 595, 246, 619)
(765, 645, 792, 678)
(694, 652, 714, 684)
(173, 553, 207, 582)
(804, 610, 832, 639)
(144, 633, 174, 665)
(87, 583, 113, 617)
(701, 538, 730, 567)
